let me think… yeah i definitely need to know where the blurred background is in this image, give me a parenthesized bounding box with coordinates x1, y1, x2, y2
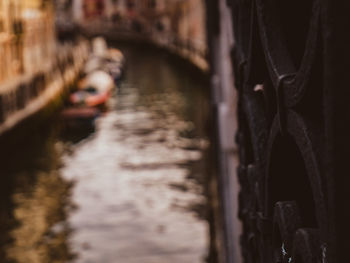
(0, 1, 212, 263)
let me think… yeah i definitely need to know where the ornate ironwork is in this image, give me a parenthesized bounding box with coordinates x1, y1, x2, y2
(207, 0, 350, 262)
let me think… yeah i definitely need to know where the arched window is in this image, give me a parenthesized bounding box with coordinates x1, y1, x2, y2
(126, 0, 135, 10)
(148, 0, 156, 9)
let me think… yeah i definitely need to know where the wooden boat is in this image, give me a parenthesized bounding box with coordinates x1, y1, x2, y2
(61, 107, 100, 119)
(60, 107, 100, 129)
(71, 70, 114, 107)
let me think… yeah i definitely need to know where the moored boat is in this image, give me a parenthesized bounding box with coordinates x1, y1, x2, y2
(61, 37, 125, 130)
(70, 70, 114, 107)
(60, 107, 100, 130)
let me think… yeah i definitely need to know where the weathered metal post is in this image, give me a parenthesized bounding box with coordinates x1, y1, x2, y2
(322, 1, 350, 262)
(206, 0, 242, 262)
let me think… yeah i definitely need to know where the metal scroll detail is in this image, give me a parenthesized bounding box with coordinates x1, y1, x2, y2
(229, 0, 329, 262)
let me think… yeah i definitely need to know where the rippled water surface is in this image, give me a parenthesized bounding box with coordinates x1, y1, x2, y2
(0, 46, 210, 263)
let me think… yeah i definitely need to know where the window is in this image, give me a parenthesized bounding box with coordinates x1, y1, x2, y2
(148, 0, 156, 9)
(127, 0, 135, 9)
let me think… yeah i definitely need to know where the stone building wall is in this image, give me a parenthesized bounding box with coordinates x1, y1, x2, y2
(73, 0, 208, 70)
(0, 0, 56, 86)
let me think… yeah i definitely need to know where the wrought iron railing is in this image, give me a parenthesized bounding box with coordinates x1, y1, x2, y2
(207, 0, 350, 262)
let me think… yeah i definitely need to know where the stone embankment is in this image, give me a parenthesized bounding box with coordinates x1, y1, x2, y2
(0, 41, 89, 136)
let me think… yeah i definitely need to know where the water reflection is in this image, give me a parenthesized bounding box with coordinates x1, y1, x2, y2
(0, 128, 75, 263)
(0, 45, 210, 263)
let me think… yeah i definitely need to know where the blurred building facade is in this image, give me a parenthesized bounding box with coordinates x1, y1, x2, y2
(73, 0, 207, 70)
(0, 1, 89, 136)
(0, 0, 56, 84)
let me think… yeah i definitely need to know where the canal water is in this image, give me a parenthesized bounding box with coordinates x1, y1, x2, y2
(0, 45, 211, 263)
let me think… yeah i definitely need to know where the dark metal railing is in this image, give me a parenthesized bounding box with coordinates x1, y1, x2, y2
(206, 0, 350, 262)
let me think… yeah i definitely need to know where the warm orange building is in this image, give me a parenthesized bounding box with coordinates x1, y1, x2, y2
(21, 0, 56, 75)
(0, 0, 22, 82)
(83, 0, 105, 19)
(0, 0, 56, 85)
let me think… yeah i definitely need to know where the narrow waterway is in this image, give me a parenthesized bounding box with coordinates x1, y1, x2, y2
(0, 45, 211, 263)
